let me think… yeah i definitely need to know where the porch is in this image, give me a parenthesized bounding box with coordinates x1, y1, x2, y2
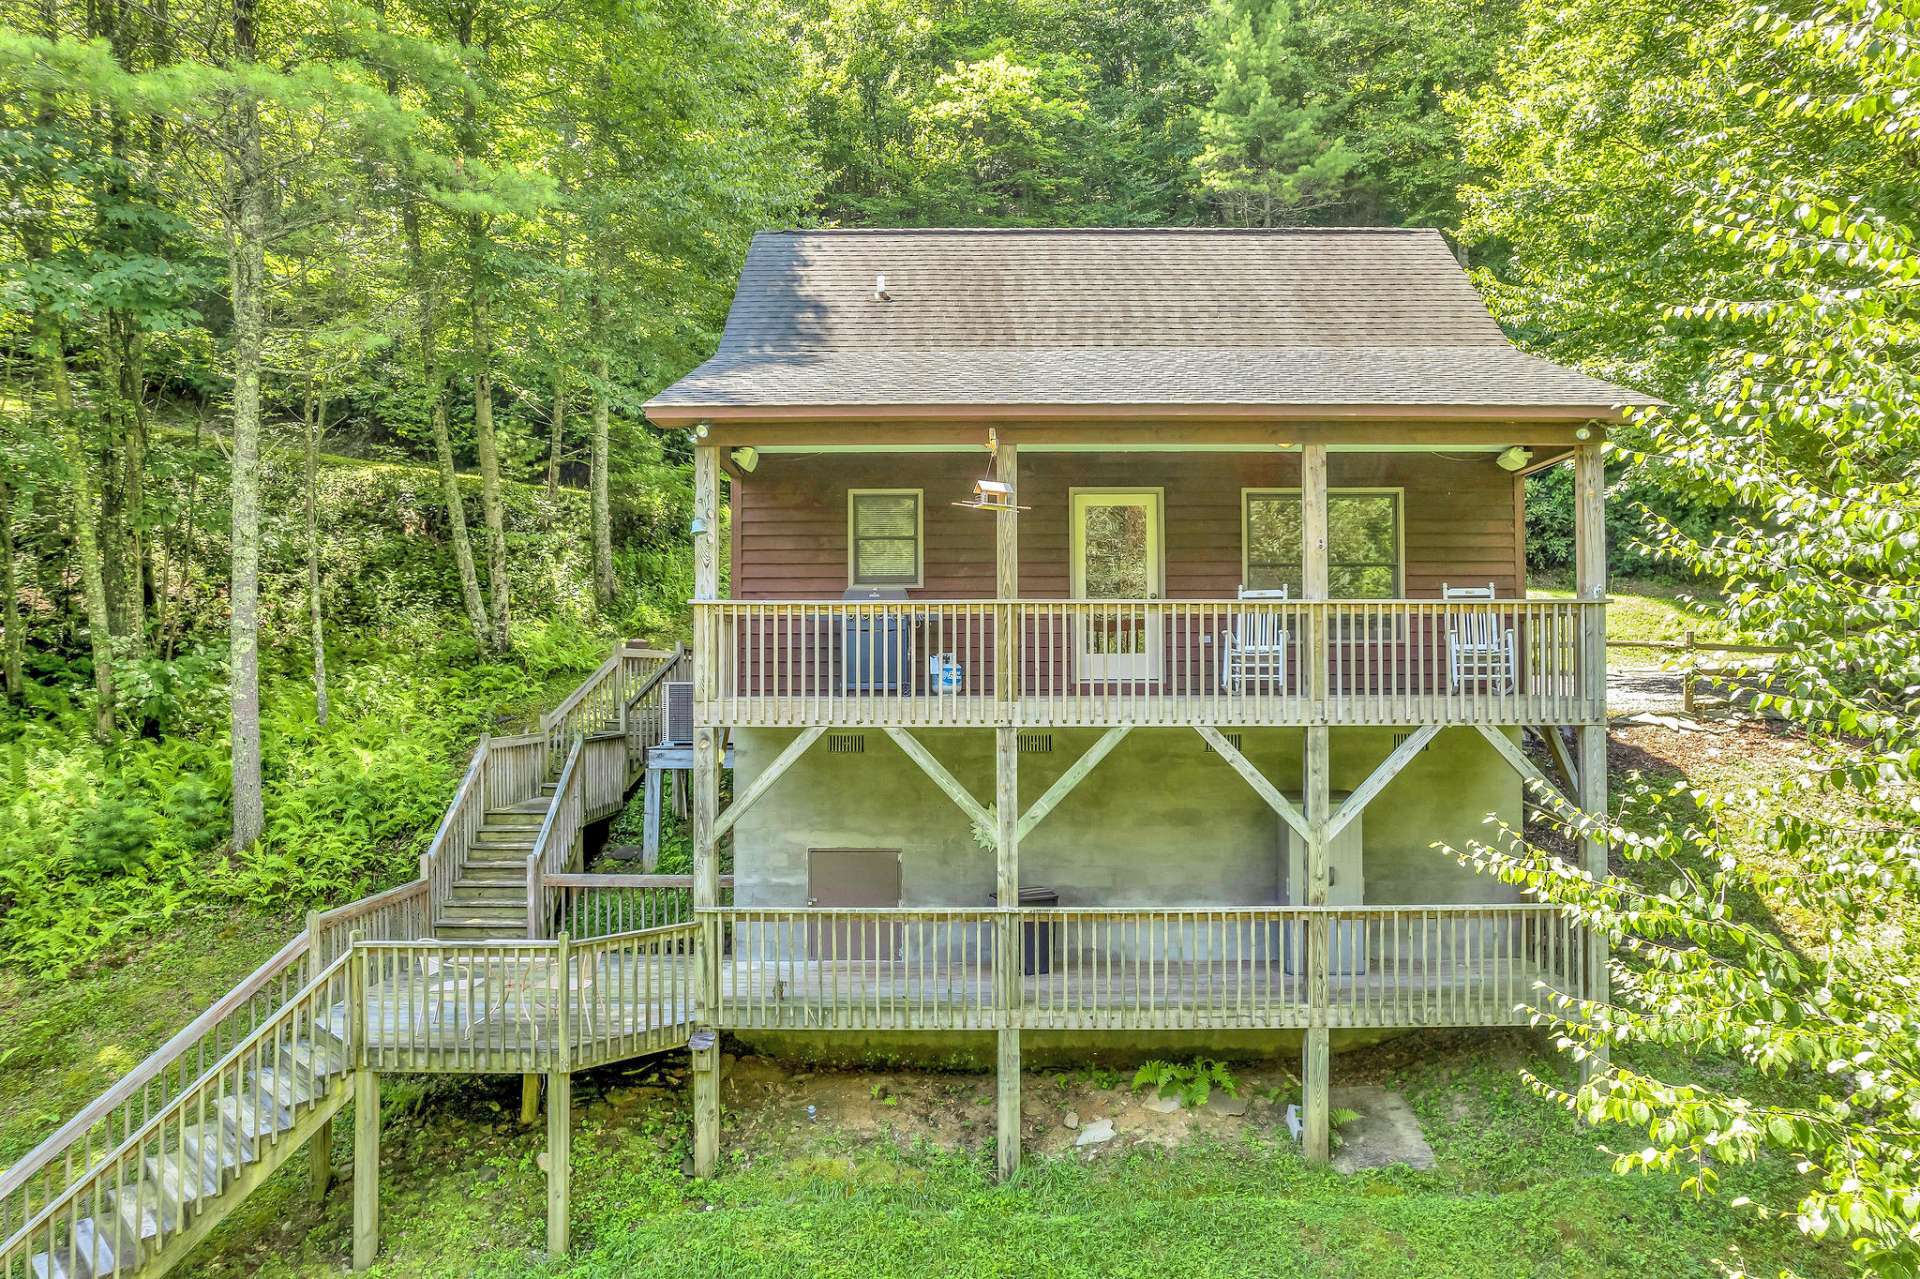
(695, 596, 1603, 728)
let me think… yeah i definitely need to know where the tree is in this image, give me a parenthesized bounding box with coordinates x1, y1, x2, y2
(1189, 0, 1355, 226)
(1455, 0, 1920, 1273)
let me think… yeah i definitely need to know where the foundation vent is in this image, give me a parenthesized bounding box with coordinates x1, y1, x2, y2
(1392, 731, 1432, 751)
(827, 733, 867, 755)
(1017, 733, 1053, 754)
(1202, 732, 1244, 753)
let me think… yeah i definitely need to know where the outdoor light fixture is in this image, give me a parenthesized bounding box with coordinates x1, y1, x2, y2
(1575, 426, 1593, 440)
(692, 421, 710, 440)
(1495, 446, 1534, 472)
(730, 447, 760, 474)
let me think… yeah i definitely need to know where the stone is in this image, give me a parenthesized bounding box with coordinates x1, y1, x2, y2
(1062, 1111, 1080, 1130)
(1328, 1087, 1437, 1174)
(1205, 1092, 1249, 1118)
(1074, 1118, 1115, 1148)
(1143, 1094, 1183, 1114)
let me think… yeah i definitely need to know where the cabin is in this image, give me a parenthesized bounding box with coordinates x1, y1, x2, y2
(643, 227, 1651, 1176)
(0, 231, 1649, 1279)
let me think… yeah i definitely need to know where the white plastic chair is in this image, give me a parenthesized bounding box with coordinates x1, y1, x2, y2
(1221, 585, 1291, 694)
(1444, 582, 1517, 693)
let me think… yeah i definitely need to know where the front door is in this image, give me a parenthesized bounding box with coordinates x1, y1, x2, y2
(806, 848, 902, 960)
(1071, 490, 1163, 682)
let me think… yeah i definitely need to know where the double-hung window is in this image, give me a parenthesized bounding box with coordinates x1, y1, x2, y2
(848, 489, 924, 588)
(1242, 489, 1403, 598)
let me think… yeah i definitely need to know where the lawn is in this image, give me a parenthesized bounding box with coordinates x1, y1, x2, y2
(173, 1030, 1821, 1279)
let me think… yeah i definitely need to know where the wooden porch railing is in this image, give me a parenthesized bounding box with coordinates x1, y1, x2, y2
(693, 598, 1604, 728)
(550, 873, 735, 938)
(704, 903, 1589, 1033)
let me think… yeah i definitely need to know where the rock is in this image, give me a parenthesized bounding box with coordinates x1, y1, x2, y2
(1205, 1093, 1250, 1118)
(1074, 1118, 1115, 1148)
(1062, 1110, 1080, 1130)
(1329, 1087, 1436, 1174)
(1143, 1094, 1183, 1114)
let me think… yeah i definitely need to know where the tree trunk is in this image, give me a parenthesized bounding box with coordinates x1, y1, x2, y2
(305, 386, 329, 727)
(589, 295, 615, 605)
(469, 220, 511, 653)
(545, 359, 566, 513)
(404, 203, 490, 651)
(38, 311, 115, 742)
(227, 0, 267, 851)
(1, 477, 22, 702)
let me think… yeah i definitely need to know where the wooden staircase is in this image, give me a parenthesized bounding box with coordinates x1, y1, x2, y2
(28, 1023, 351, 1279)
(432, 786, 557, 941)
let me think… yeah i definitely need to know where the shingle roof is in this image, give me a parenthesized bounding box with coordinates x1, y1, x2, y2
(646, 228, 1653, 420)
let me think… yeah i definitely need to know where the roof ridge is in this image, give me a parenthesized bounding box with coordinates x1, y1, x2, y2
(754, 226, 1444, 237)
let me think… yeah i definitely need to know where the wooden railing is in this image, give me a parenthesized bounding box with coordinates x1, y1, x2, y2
(703, 903, 1587, 1032)
(622, 642, 688, 766)
(526, 738, 587, 939)
(0, 952, 354, 1279)
(0, 936, 311, 1250)
(551, 873, 734, 938)
(693, 599, 1603, 727)
(569, 926, 700, 1068)
(309, 880, 431, 969)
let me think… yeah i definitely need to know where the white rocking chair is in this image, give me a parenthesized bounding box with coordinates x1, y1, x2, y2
(1444, 582, 1517, 694)
(1221, 585, 1291, 694)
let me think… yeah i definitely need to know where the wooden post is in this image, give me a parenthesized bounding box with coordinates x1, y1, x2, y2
(690, 437, 723, 1171)
(352, 1070, 379, 1270)
(995, 725, 1021, 1179)
(691, 1029, 721, 1177)
(1300, 443, 1332, 1164)
(1573, 440, 1611, 1082)
(304, 909, 332, 1200)
(547, 932, 571, 1258)
(642, 766, 663, 871)
(519, 1073, 541, 1125)
(994, 441, 1018, 709)
(1681, 630, 1697, 716)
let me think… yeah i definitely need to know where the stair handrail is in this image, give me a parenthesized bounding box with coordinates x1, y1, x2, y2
(0, 949, 355, 1272)
(420, 734, 492, 921)
(620, 643, 689, 775)
(0, 930, 311, 1244)
(525, 735, 586, 940)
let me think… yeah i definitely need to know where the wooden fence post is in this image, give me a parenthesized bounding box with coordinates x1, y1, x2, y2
(548, 932, 572, 1258)
(305, 909, 332, 1200)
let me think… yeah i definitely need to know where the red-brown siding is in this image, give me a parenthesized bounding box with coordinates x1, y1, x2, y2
(731, 451, 1522, 600)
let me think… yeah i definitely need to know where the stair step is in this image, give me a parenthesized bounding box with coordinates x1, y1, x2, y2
(471, 835, 537, 852)
(30, 1213, 122, 1279)
(433, 922, 523, 941)
(456, 863, 525, 885)
(447, 884, 528, 906)
(434, 904, 530, 924)
(214, 1091, 294, 1144)
(252, 1065, 321, 1113)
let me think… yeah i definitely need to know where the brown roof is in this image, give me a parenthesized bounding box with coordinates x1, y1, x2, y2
(646, 228, 1654, 422)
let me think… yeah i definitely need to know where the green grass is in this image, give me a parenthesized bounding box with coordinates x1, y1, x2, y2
(173, 1036, 1823, 1279)
(1531, 576, 1736, 661)
(0, 903, 298, 1167)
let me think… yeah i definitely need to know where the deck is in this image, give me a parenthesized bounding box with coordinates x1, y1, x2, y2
(694, 597, 1606, 728)
(340, 903, 1591, 1073)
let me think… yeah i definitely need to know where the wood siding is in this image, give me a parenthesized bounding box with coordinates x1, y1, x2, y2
(732, 452, 1523, 600)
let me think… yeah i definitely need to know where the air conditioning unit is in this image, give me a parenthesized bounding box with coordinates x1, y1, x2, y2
(664, 680, 694, 746)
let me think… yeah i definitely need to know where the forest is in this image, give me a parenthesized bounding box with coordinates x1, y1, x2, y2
(2, 0, 1918, 1273)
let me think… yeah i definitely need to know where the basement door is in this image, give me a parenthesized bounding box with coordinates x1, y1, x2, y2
(1070, 490, 1164, 683)
(806, 848, 902, 961)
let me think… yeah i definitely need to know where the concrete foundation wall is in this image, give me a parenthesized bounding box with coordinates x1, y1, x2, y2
(730, 726, 1522, 910)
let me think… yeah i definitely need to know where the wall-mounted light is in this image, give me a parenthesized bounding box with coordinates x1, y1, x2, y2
(1495, 446, 1534, 472)
(692, 422, 710, 440)
(1575, 426, 1592, 440)
(731, 447, 759, 473)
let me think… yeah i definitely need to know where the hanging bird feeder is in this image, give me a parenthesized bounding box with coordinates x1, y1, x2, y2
(954, 429, 1029, 513)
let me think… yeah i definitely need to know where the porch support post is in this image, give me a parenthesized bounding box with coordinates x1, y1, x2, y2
(995, 725, 1021, 1180)
(304, 909, 333, 1201)
(1300, 442, 1332, 1164)
(351, 1070, 379, 1270)
(519, 1072, 541, 1124)
(1573, 440, 1610, 1082)
(642, 766, 663, 871)
(546, 1068, 571, 1257)
(691, 436, 723, 1173)
(995, 441, 1018, 709)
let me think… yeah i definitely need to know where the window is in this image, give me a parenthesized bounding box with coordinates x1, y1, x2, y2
(848, 489, 923, 587)
(1243, 489, 1402, 597)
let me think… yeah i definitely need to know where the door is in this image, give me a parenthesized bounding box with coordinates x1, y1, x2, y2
(807, 848, 902, 961)
(1071, 490, 1164, 683)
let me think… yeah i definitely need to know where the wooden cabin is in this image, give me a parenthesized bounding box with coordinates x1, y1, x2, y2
(644, 227, 1648, 1175)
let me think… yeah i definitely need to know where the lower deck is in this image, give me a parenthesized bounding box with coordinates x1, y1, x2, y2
(348, 902, 1592, 1073)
